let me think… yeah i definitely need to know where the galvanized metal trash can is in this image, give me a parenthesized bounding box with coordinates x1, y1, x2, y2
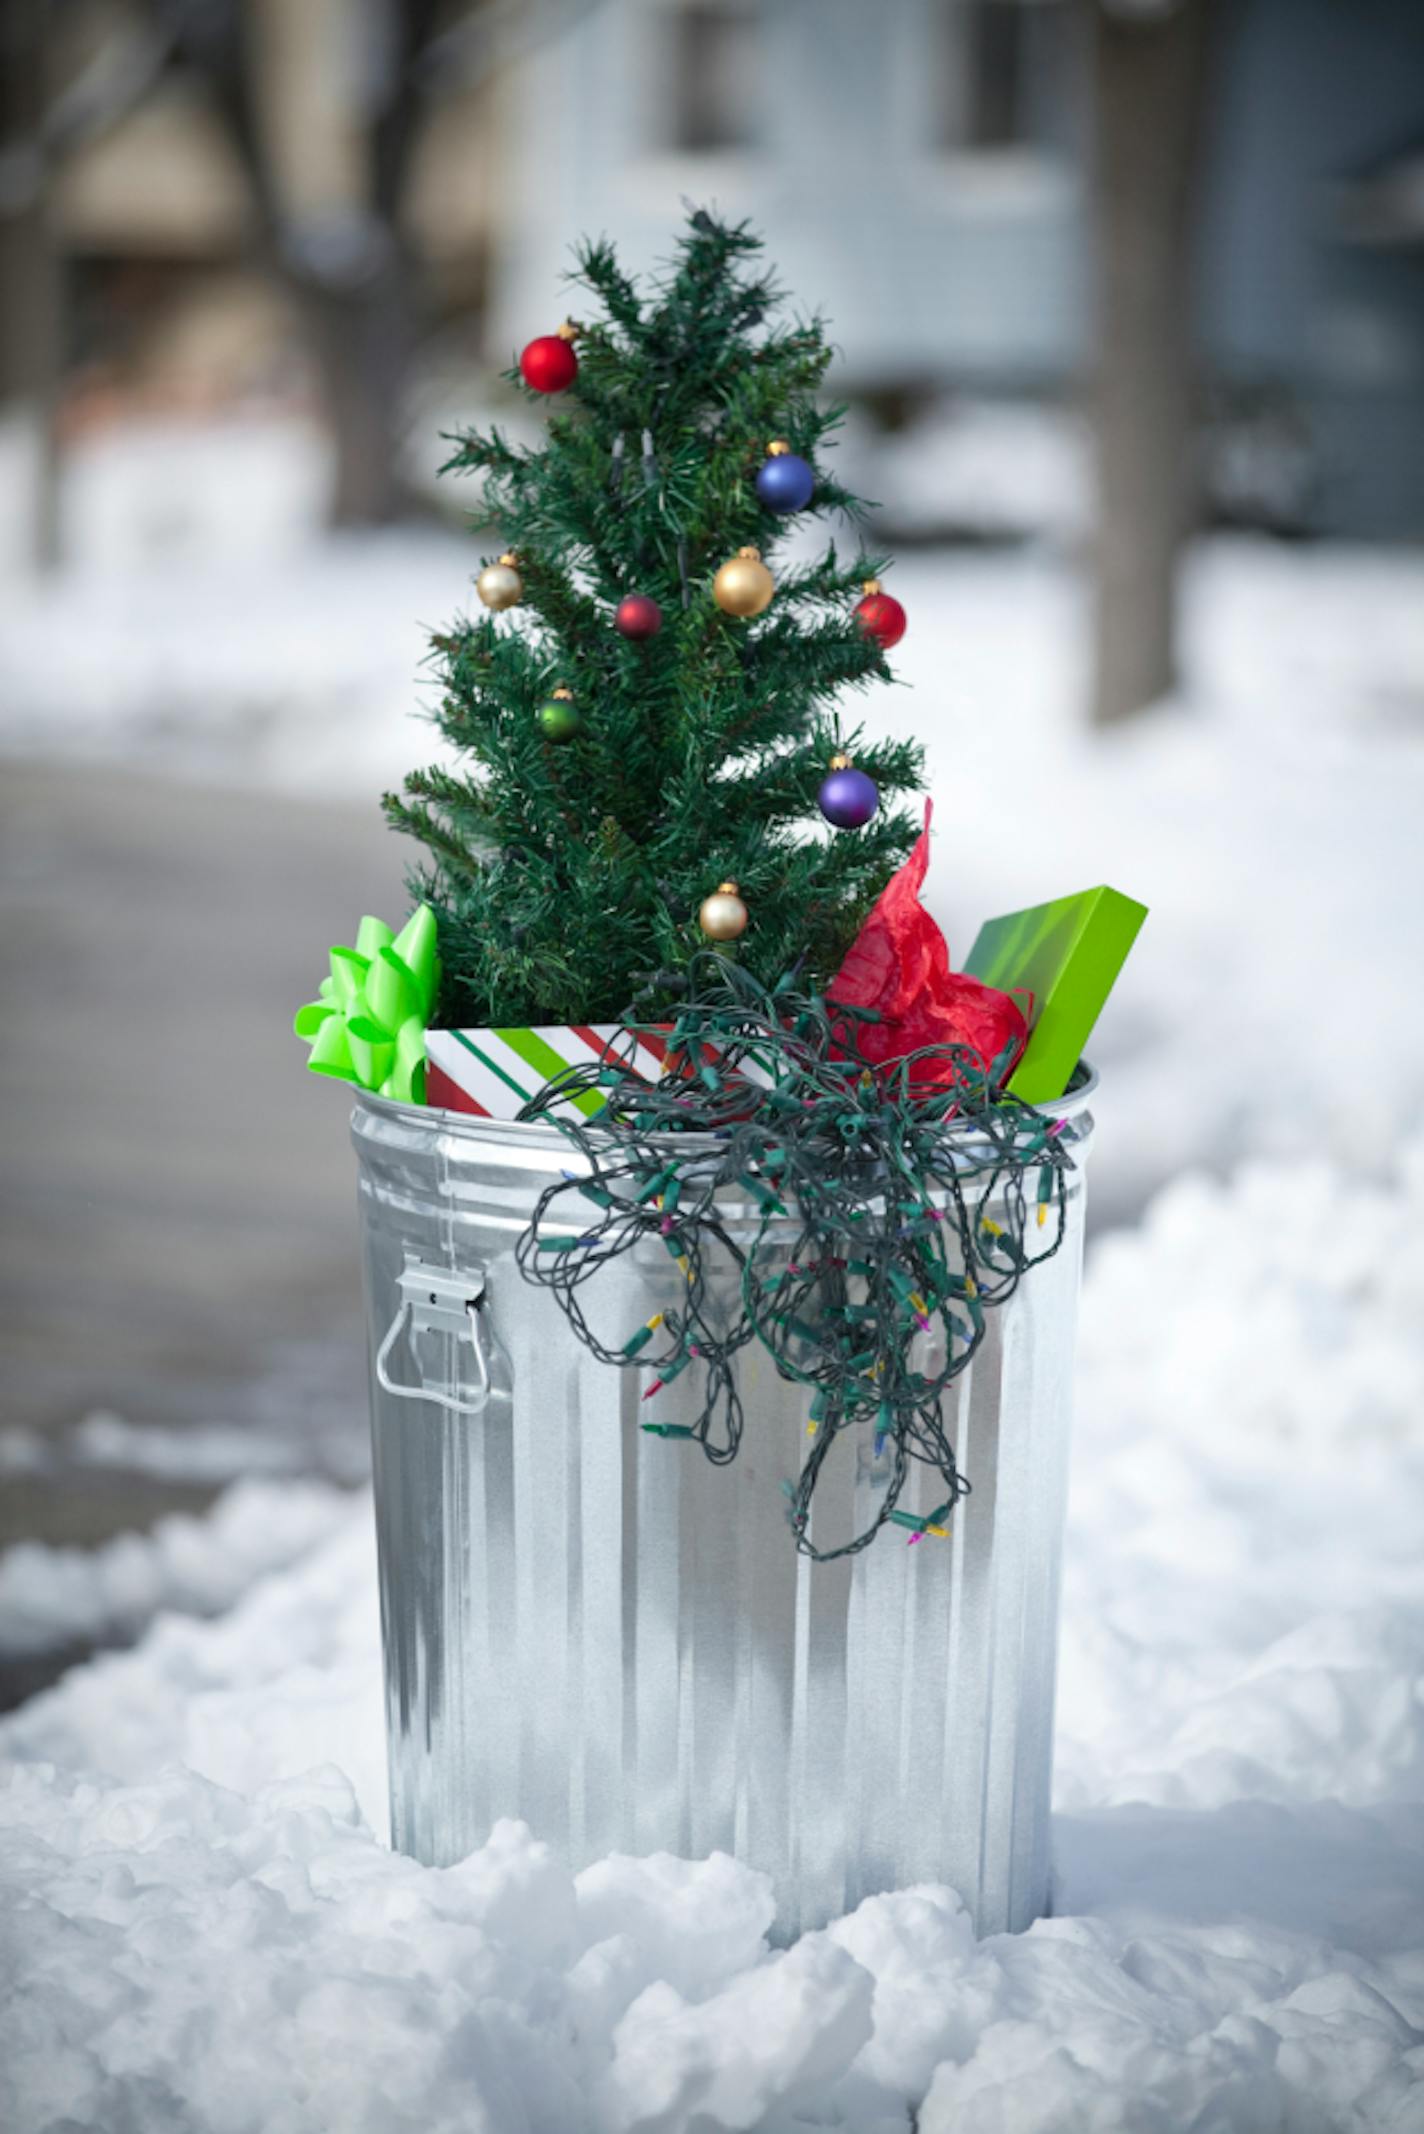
(353, 1068, 1096, 1941)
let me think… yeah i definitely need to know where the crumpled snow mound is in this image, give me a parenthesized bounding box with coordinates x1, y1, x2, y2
(3, 1139, 1424, 2132)
(4, 1780, 1420, 2133)
(0, 1479, 353, 1658)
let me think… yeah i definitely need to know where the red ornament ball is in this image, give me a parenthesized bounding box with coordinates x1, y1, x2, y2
(519, 329, 579, 394)
(854, 580, 907, 651)
(614, 592, 663, 640)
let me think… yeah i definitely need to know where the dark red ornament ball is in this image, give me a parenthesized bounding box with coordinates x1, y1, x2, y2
(855, 589, 907, 651)
(614, 593, 663, 640)
(520, 334, 579, 394)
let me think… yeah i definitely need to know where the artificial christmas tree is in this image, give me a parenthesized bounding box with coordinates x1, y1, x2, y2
(382, 211, 922, 1033)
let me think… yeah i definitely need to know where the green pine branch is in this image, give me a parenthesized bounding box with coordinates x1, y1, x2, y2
(390, 210, 925, 1030)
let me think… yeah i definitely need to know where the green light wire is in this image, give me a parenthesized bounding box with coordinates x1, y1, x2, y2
(514, 956, 1080, 1560)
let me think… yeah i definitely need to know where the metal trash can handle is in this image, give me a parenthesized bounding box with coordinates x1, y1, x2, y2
(375, 1259, 495, 1417)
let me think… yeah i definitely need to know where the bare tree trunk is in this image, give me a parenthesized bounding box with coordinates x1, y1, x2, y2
(181, 0, 436, 529)
(0, 0, 64, 571)
(1089, 0, 1219, 727)
(301, 256, 420, 526)
(305, 0, 440, 529)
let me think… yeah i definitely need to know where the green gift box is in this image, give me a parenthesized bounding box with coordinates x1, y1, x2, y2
(963, 885, 1147, 1106)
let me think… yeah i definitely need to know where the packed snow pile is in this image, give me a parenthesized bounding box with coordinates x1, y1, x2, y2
(3, 1138, 1423, 2132)
(0, 1480, 352, 1660)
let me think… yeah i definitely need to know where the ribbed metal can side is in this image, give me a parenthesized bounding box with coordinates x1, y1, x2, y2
(351, 1070, 1096, 1941)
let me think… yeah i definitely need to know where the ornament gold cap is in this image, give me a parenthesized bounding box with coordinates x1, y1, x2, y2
(766, 440, 791, 456)
(556, 319, 581, 342)
(737, 546, 762, 562)
(497, 551, 519, 567)
(717, 880, 739, 895)
(829, 751, 853, 770)
(861, 578, 882, 597)
(550, 684, 573, 701)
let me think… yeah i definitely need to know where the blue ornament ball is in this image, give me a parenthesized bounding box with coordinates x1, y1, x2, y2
(755, 449, 815, 514)
(818, 762, 880, 830)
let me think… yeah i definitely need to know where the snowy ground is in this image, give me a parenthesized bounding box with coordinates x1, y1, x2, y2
(3, 1140, 1424, 2131)
(2, 415, 1424, 2128)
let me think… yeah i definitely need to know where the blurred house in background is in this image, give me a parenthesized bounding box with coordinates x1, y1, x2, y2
(7, 0, 504, 530)
(499, 0, 1424, 540)
(497, 0, 1085, 394)
(1197, 0, 1424, 540)
(8, 0, 1423, 554)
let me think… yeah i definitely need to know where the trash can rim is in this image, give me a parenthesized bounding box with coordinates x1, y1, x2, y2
(351, 1058, 1098, 1152)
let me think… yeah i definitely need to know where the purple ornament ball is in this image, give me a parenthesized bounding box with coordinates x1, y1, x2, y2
(755, 451, 815, 513)
(818, 763, 880, 830)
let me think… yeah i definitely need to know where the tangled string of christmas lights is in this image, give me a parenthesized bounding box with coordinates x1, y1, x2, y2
(515, 957, 1082, 1559)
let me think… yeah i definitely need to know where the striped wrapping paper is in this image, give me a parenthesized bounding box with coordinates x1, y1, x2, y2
(425, 1022, 786, 1121)
(425, 1025, 671, 1120)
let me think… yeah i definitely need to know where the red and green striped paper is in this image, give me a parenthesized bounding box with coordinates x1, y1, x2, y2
(425, 1022, 784, 1120)
(425, 1025, 671, 1120)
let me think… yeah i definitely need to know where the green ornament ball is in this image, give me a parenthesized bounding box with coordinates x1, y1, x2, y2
(538, 688, 581, 742)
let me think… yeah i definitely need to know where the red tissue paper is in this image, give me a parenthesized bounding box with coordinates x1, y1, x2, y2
(826, 801, 1027, 1093)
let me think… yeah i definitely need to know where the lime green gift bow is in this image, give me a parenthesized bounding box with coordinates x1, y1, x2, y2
(294, 906, 439, 1104)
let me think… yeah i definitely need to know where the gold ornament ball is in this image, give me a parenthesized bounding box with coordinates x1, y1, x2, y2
(476, 553, 523, 611)
(713, 546, 774, 619)
(698, 880, 749, 941)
